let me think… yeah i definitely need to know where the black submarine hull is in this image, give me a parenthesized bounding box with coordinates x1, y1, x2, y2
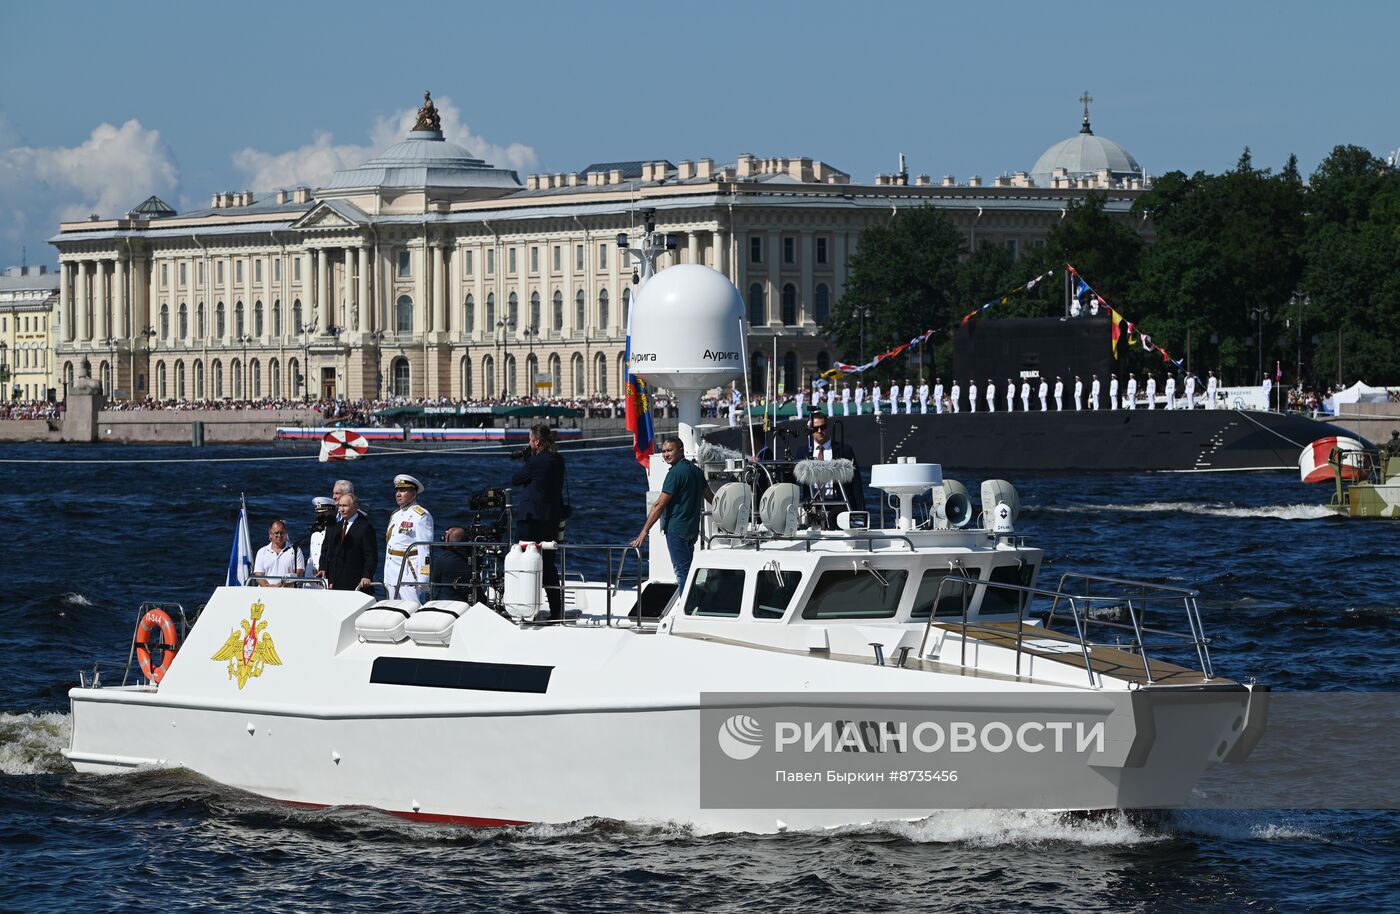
(706, 408, 1354, 472)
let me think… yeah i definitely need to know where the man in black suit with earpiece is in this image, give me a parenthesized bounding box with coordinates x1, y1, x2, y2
(319, 492, 378, 593)
(797, 414, 865, 523)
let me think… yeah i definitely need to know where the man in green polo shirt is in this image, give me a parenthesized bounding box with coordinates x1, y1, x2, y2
(629, 435, 707, 587)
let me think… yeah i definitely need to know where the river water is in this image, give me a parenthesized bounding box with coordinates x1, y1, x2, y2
(1, 443, 1397, 913)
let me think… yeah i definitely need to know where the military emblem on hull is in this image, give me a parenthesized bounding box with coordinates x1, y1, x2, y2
(211, 600, 283, 689)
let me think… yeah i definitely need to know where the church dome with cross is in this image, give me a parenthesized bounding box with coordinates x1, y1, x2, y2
(1030, 92, 1143, 188)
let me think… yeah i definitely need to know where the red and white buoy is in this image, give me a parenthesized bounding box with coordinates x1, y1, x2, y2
(319, 429, 369, 462)
(1298, 435, 1367, 483)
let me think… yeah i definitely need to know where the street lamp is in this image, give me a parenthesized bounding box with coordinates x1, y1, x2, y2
(101, 336, 119, 397)
(858, 306, 873, 363)
(297, 321, 317, 399)
(139, 325, 157, 400)
(521, 325, 538, 399)
(0, 342, 8, 399)
(237, 332, 254, 398)
(368, 330, 385, 398)
(495, 316, 515, 399)
(1249, 306, 1269, 385)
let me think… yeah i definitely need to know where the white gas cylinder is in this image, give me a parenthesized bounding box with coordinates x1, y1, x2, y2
(503, 542, 543, 620)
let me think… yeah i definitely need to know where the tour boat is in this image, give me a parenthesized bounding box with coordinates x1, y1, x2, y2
(64, 241, 1267, 833)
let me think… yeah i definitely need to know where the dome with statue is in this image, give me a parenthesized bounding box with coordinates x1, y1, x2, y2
(323, 91, 522, 193)
(1030, 93, 1143, 187)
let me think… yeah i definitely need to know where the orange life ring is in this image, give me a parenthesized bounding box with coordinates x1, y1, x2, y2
(136, 609, 180, 683)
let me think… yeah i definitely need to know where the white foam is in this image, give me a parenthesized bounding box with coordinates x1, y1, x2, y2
(829, 809, 1162, 846)
(1167, 809, 1328, 842)
(1035, 501, 1335, 521)
(60, 592, 95, 607)
(0, 712, 73, 776)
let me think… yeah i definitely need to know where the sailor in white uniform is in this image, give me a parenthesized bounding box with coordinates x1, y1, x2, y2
(1165, 374, 1177, 410)
(932, 378, 945, 414)
(1262, 376, 1273, 411)
(385, 474, 433, 604)
(1037, 378, 1048, 411)
(825, 385, 836, 418)
(306, 496, 335, 579)
(1126, 373, 1138, 410)
(968, 380, 978, 413)
(794, 389, 805, 419)
(810, 384, 821, 413)
(1109, 374, 1119, 410)
(950, 380, 962, 414)
(1073, 376, 1084, 411)
(902, 379, 914, 415)
(855, 383, 866, 416)
(1053, 377, 1064, 411)
(1020, 378, 1031, 412)
(985, 378, 996, 412)
(841, 383, 851, 417)
(1090, 376, 1101, 410)
(872, 383, 884, 414)
(1206, 371, 1218, 410)
(918, 380, 929, 414)
(1184, 373, 1197, 409)
(1145, 374, 1157, 409)
(1005, 379, 1015, 412)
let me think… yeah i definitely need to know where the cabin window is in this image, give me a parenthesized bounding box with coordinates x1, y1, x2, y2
(683, 568, 745, 617)
(801, 569, 909, 620)
(979, 564, 1036, 616)
(753, 569, 803, 620)
(910, 569, 984, 620)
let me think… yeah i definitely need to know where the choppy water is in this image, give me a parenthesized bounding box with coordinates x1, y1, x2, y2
(2, 443, 1397, 913)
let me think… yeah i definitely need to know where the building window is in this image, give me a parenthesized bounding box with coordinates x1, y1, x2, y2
(598, 289, 609, 331)
(508, 292, 519, 327)
(464, 250, 474, 276)
(552, 245, 561, 272)
(217, 262, 224, 285)
(160, 264, 168, 288)
(576, 244, 584, 271)
(530, 246, 539, 274)
(176, 360, 186, 399)
(781, 284, 797, 325)
(251, 359, 261, 398)
(575, 289, 585, 331)
(783, 237, 795, 264)
(391, 357, 410, 397)
(292, 299, 303, 333)
(157, 361, 167, 398)
(194, 361, 204, 399)
(196, 304, 206, 338)
(293, 258, 301, 282)
(160, 304, 169, 340)
(552, 290, 563, 331)
(271, 359, 281, 398)
(464, 294, 475, 335)
(254, 301, 264, 337)
(814, 284, 830, 324)
(215, 302, 225, 338)
(235, 261, 244, 284)
(526, 354, 538, 394)
(235, 301, 245, 338)
(1005, 239, 1018, 260)
(398, 250, 412, 278)
(529, 291, 541, 329)
(274, 259, 281, 282)
(595, 352, 608, 396)
(750, 352, 768, 392)
(179, 303, 189, 339)
(487, 248, 495, 275)
(816, 237, 828, 264)
(750, 237, 762, 263)
(213, 360, 223, 398)
(396, 295, 413, 333)
(508, 248, 517, 275)
(782, 351, 798, 393)
(461, 356, 473, 399)
(747, 283, 766, 325)
(485, 292, 496, 329)
(288, 358, 300, 396)
(549, 353, 561, 394)
(232, 360, 243, 398)
(179, 263, 187, 286)
(572, 353, 585, 396)
(273, 301, 282, 337)
(255, 260, 263, 284)
(504, 354, 516, 397)
(598, 243, 608, 270)
(817, 351, 831, 374)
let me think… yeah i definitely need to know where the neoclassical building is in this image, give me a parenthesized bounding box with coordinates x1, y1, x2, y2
(0, 265, 58, 401)
(49, 92, 1149, 403)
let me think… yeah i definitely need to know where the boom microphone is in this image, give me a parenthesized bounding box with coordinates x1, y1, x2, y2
(794, 458, 854, 487)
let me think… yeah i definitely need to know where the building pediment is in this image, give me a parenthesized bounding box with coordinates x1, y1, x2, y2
(291, 200, 367, 231)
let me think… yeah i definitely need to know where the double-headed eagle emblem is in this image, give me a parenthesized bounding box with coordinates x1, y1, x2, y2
(211, 600, 283, 689)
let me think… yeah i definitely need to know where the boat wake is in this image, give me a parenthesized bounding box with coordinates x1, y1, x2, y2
(1030, 501, 1335, 521)
(0, 711, 72, 776)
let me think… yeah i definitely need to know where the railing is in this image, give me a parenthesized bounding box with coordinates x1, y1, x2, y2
(916, 572, 1214, 687)
(704, 532, 918, 553)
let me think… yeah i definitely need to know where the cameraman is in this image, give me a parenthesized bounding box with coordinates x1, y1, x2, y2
(510, 423, 566, 620)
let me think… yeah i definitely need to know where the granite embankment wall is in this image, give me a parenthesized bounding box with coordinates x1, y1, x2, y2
(1325, 403, 1400, 444)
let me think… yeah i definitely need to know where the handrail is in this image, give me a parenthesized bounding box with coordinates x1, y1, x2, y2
(704, 531, 919, 553)
(123, 601, 188, 687)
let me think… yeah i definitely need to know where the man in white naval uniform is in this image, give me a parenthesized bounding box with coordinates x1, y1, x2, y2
(985, 378, 996, 412)
(1184, 373, 1197, 409)
(950, 380, 962, 414)
(872, 382, 884, 415)
(306, 496, 336, 579)
(1109, 374, 1120, 410)
(841, 383, 852, 416)
(825, 385, 836, 418)
(1165, 374, 1177, 410)
(810, 384, 821, 415)
(1053, 377, 1064, 411)
(1020, 378, 1031, 412)
(1037, 378, 1049, 411)
(968, 379, 978, 413)
(918, 379, 929, 414)
(1073, 376, 1084, 410)
(902, 379, 914, 415)
(1090, 375, 1101, 410)
(1206, 371, 1218, 410)
(1262, 375, 1273, 411)
(794, 389, 805, 419)
(855, 383, 866, 416)
(1005, 379, 1015, 412)
(385, 474, 433, 604)
(932, 378, 945, 414)
(1125, 373, 1138, 410)
(1145, 374, 1157, 409)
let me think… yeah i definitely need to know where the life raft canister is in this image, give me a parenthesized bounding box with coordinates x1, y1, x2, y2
(135, 608, 180, 683)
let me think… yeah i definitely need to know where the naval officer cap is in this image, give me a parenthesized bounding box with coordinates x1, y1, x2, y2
(313, 496, 335, 509)
(394, 474, 425, 493)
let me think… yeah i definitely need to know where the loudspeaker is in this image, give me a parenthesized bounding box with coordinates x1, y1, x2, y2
(933, 479, 974, 529)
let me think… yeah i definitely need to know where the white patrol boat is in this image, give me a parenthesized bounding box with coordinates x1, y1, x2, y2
(64, 234, 1267, 834)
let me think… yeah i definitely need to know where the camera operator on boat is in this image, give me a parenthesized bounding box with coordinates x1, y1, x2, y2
(510, 423, 567, 621)
(796, 414, 865, 527)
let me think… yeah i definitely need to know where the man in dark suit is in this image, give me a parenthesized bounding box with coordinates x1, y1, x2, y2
(319, 492, 378, 592)
(797, 414, 865, 522)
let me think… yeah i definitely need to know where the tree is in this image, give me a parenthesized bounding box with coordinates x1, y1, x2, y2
(824, 206, 965, 377)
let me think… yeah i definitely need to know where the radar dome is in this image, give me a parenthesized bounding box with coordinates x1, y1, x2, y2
(628, 265, 745, 391)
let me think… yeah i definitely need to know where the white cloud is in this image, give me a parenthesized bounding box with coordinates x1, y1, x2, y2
(232, 95, 538, 191)
(0, 116, 179, 265)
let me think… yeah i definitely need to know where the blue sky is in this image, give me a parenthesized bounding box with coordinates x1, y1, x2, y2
(1, 0, 1396, 270)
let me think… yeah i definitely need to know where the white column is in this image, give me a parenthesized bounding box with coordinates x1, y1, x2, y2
(60, 262, 73, 342)
(113, 257, 127, 339)
(76, 262, 90, 343)
(317, 250, 330, 332)
(95, 260, 109, 342)
(414, 242, 427, 334)
(766, 230, 780, 328)
(713, 230, 727, 277)
(432, 242, 446, 335)
(834, 232, 850, 301)
(449, 241, 462, 336)
(357, 247, 370, 333)
(688, 232, 699, 266)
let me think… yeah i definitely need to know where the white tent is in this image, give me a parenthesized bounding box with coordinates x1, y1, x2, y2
(1325, 381, 1391, 413)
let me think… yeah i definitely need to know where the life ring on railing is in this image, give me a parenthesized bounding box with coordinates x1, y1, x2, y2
(135, 608, 180, 683)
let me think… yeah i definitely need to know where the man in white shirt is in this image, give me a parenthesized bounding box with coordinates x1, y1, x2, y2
(1145, 374, 1157, 409)
(1090, 376, 1101, 410)
(932, 378, 945, 414)
(841, 383, 851, 417)
(253, 519, 304, 587)
(1184, 373, 1197, 409)
(918, 380, 929, 414)
(985, 378, 996, 412)
(968, 379, 978, 413)
(950, 380, 962, 414)
(1109, 374, 1120, 411)
(825, 385, 836, 418)
(1005, 379, 1015, 412)
(1037, 378, 1048, 411)
(855, 383, 866, 416)
(902, 379, 914, 415)
(1262, 375, 1273, 411)
(1206, 371, 1218, 410)
(1053, 377, 1064, 411)
(872, 383, 883, 415)
(1073, 376, 1084, 411)
(1019, 378, 1031, 412)
(1165, 374, 1177, 410)
(1126, 373, 1138, 410)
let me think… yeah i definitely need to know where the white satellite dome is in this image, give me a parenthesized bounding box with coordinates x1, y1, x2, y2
(628, 265, 745, 392)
